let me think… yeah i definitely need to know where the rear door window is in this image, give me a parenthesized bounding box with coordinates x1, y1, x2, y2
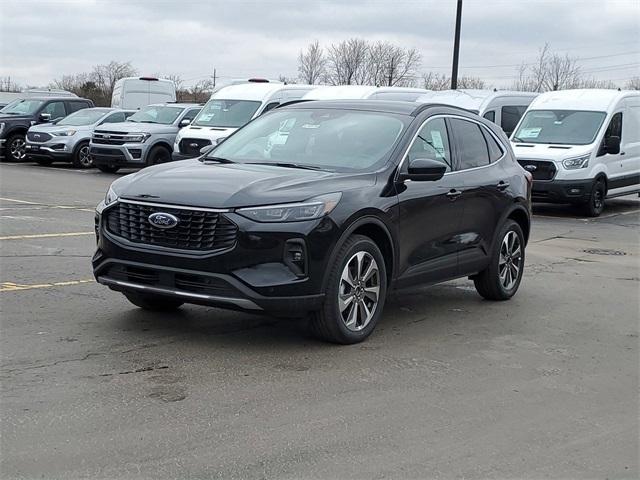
(450, 118, 490, 170)
(68, 101, 91, 113)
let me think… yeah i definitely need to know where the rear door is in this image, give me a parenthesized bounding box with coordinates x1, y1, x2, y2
(449, 117, 512, 275)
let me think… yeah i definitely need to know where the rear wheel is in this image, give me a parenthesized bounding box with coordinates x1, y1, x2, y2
(5, 133, 26, 162)
(97, 164, 120, 173)
(309, 235, 387, 344)
(582, 179, 605, 217)
(473, 220, 525, 301)
(123, 292, 183, 311)
(146, 145, 171, 166)
(72, 142, 92, 169)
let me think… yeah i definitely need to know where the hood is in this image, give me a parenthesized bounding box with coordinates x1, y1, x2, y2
(511, 142, 594, 162)
(95, 121, 176, 134)
(29, 122, 94, 133)
(0, 114, 31, 122)
(178, 125, 237, 142)
(113, 159, 375, 209)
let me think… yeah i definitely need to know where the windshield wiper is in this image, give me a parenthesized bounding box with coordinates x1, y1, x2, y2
(247, 162, 331, 172)
(200, 156, 235, 164)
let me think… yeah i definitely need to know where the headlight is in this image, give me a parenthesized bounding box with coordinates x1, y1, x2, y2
(122, 133, 151, 143)
(104, 185, 119, 206)
(51, 130, 77, 136)
(236, 192, 342, 223)
(562, 154, 590, 169)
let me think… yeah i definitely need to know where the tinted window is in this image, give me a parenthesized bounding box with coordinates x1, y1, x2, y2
(450, 118, 490, 170)
(261, 102, 280, 115)
(482, 128, 504, 162)
(406, 117, 452, 171)
(102, 112, 126, 124)
(182, 108, 200, 122)
(604, 112, 622, 139)
(501, 105, 527, 136)
(68, 101, 90, 113)
(483, 110, 495, 122)
(42, 101, 66, 120)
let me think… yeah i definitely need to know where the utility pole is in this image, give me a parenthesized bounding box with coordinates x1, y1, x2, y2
(212, 68, 217, 89)
(451, 0, 463, 90)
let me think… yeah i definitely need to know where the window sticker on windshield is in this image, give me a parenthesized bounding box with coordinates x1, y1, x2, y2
(301, 124, 320, 129)
(519, 127, 541, 138)
(200, 114, 215, 121)
(212, 104, 222, 110)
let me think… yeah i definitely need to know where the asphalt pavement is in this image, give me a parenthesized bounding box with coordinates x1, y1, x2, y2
(1, 162, 638, 479)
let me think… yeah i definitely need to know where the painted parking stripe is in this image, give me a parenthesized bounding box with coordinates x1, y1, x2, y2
(0, 279, 94, 292)
(0, 197, 94, 212)
(0, 232, 94, 241)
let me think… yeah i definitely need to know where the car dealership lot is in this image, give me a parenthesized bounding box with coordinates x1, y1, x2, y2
(0, 162, 638, 479)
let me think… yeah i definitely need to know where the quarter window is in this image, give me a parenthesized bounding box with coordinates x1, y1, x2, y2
(406, 118, 452, 172)
(450, 118, 490, 170)
(482, 129, 504, 163)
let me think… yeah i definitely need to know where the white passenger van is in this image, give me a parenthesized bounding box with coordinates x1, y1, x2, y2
(302, 85, 430, 102)
(111, 77, 176, 110)
(415, 89, 538, 136)
(172, 82, 316, 160)
(511, 89, 640, 216)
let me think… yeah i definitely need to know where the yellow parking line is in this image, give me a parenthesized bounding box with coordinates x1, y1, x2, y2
(0, 279, 94, 292)
(0, 232, 94, 241)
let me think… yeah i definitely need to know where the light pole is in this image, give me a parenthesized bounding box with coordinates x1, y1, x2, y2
(451, 0, 463, 90)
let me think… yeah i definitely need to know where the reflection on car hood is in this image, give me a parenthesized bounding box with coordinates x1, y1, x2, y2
(115, 159, 375, 209)
(29, 123, 95, 133)
(94, 121, 176, 134)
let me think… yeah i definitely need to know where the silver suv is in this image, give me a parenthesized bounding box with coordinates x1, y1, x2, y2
(90, 103, 201, 173)
(25, 108, 134, 168)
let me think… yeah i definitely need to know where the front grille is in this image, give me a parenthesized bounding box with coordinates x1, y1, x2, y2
(26, 132, 52, 143)
(93, 131, 128, 145)
(179, 138, 211, 156)
(90, 147, 126, 159)
(105, 201, 238, 252)
(517, 159, 557, 181)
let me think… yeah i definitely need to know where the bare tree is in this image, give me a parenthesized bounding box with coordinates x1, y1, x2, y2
(92, 61, 137, 105)
(187, 79, 214, 103)
(421, 72, 450, 90)
(543, 52, 581, 91)
(325, 38, 369, 85)
(298, 40, 326, 85)
(626, 76, 640, 90)
(457, 76, 486, 89)
(578, 77, 619, 89)
(366, 42, 421, 86)
(0, 76, 21, 92)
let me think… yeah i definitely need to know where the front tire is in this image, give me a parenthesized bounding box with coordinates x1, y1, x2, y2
(146, 145, 171, 167)
(473, 220, 525, 301)
(5, 133, 26, 162)
(72, 142, 92, 169)
(309, 235, 387, 344)
(582, 179, 605, 217)
(97, 164, 120, 173)
(123, 292, 183, 311)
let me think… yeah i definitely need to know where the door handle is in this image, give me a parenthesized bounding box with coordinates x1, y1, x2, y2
(497, 181, 510, 190)
(446, 189, 462, 200)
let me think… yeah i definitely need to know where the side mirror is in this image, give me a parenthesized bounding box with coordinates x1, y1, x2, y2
(215, 136, 227, 145)
(604, 135, 621, 155)
(199, 145, 215, 155)
(399, 158, 447, 182)
(179, 119, 191, 128)
(39, 113, 51, 123)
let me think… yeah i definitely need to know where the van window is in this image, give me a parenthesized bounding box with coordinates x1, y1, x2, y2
(193, 99, 262, 128)
(623, 105, 640, 144)
(512, 110, 607, 145)
(261, 102, 280, 115)
(483, 110, 495, 122)
(500, 105, 527, 136)
(598, 112, 622, 157)
(406, 117, 452, 172)
(182, 108, 200, 122)
(450, 118, 490, 170)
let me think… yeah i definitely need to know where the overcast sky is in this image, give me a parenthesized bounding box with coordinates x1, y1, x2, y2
(1, 0, 638, 89)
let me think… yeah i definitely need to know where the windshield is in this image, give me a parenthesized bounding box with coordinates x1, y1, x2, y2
(193, 99, 261, 128)
(0, 99, 44, 115)
(57, 109, 108, 126)
(127, 105, 183, 124)
(208, 109, 407, 172)
(513, 110, 607, 145)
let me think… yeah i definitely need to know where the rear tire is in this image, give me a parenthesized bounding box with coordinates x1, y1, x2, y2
(123, 292, 183, 311)
(473, 220, 525, 301)
(309, 235, 387, 344)
(72, 142, 92, 169)
(97, 164, 120, 173)
(146, 145, 171, 167)
(582, 179, 605, 217)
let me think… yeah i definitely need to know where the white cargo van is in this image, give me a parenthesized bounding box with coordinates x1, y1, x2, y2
(172, 82, 316, 160)
(415, 89, 538, 136)
(511, 89, 640, 216)
(111, 77, 176, 110)
(302, 85, 430, 102)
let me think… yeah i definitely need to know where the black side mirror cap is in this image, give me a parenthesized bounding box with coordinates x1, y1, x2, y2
(399, 158, 447, 182)
(604, 135, 621, 155)
(38, 113, 52, 123)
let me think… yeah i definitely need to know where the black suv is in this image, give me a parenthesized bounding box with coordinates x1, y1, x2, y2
(0, 97, 94, 162)
(93, 101, 531, 344)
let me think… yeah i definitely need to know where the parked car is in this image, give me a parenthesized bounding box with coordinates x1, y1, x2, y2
(0, 96, 94, 162)
(90, 103, 201, 173)
(302, 85, 430, 101)
(415, 89, 538, 136)
(511, 89, 640, 216)
(0, 89, 78, 108)
(111, 77, 177, 110)
(25, 108, 134, 168)
(172, 82, 317, 160)
(93, 100, 531, 344)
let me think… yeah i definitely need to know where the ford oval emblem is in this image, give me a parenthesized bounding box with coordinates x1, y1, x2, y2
(148, 212, 179, 229)
(524, 164, 537, 172)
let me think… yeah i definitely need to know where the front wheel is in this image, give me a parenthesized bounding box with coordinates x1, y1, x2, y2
(473, 220, 525, 301)
(72, 142, 92, 169)
(309, 235, 387, 344)
(123, 292, 183, 311)
(582, 179, 605, 217)
(146, 145, 171, 166)
(5, 133, 26, 162)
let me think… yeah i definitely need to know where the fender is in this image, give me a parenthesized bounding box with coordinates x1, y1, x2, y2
(488, 202, 531, 254)
(320, 214, 397, 292)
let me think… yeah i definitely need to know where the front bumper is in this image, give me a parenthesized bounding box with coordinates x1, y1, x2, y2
(90, 143, 147, 168)
(531, 178, 594, 204)
(92, 201, 340, 316)
(25, 140, 74, 161)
